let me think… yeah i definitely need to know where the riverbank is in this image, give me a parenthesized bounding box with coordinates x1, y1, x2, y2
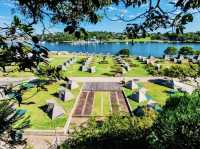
(45, 37, 200, 44)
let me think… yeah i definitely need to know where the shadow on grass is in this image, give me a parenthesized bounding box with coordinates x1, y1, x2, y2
(22, 101, 36, 105)
(102, 73, 113, 76)
(51, 92, 59, 98)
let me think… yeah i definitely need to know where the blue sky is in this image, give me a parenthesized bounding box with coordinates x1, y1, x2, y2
(0, 0, 200, 34)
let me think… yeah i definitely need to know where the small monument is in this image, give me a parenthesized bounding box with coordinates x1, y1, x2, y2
(178, 54, 184, 60)
(90, 66, 96, 73)
(59, 87, 73, 101)
(45, 100, 65, 119)
(62, 65, 67, 71)
(173, 58, 178, 63)
(122, 67, 127, 74)
(132, 88, 148, 103)
(163, 54, 170, 60)
(127, 80, 138, 90)
(80, 65, 88, 72)
(155, 64, 161, 71)
(197, 55, 200, 61)
(67, 80, 79, 90)
(64, 61, 69, 67)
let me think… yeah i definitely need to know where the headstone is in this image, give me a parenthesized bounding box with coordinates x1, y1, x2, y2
(64, 61, 69, 67)
(90, 66, 96, 73)
(178, 55, 184, 60)
(156, 64, 161, 71)
(122, 67, 127, 74)
(127, 80, 138, 90)
(192, 59, 197, 64)
(124, 64, 131, 71)
(80, 65, 88, 72)
(0, 88, 6, 100)
(62, 65, 67, 71)
(173, 58, 178, 63)
(67, 80, 79, 90)
(46, 100, 65, 119)
(59, 87, 73, 101)
(197, 55, 200, 61)
(132, 88, 148, 103)
(163, 55, 170, 60)
(142, 57, 147, 62)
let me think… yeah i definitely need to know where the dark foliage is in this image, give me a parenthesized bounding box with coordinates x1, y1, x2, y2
(149, 92, 200, 149)
(0, 16, 48, 73)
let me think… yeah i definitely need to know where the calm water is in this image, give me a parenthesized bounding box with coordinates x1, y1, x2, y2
(43, 42, 200, 57)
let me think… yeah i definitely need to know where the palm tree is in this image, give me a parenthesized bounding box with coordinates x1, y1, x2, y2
(0, 100, 30, 147)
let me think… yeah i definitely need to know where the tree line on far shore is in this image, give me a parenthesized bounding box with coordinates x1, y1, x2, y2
(40, 31, 200, 43)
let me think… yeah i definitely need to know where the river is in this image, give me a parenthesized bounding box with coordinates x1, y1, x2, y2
(42, 41, 200, 57)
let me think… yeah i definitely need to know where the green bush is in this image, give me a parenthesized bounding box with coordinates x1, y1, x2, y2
(179, 46, 193, 55)
(164, 47, 177, 55)
(117, 48, 130, 56)
(149, 92, 200, 149)
(66, 112, 156, 149)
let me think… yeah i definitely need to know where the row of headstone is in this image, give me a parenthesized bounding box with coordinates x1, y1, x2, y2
(62, 57, 76, 70)
(80, 57, 96, 73)
(163, 54, 200, 64)
(116, 56, 131, 73)
(189, 55, 200, 64)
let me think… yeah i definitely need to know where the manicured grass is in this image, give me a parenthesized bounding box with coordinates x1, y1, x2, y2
(19, 81, 81, 130)
(92, 92, 111, 116)
(63, 56, 116, 77)
(102, 92, 111, 115)
(142, 82, 170, 106)
(92, 92, 102, 115)
(123, 82, 170, 111)
(0, 54, 151, 77)
(124, 58, 150, 77)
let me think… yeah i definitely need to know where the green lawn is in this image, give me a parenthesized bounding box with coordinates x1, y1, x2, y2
(19, 81, 81, 130)
(62, 56, 117, 77)
(124, 58, 150, 77)
(123, 82, 170, 111)
(92, 92, 102, 115)
(92, 92, 111, 116)
(0, 54, 151, 77)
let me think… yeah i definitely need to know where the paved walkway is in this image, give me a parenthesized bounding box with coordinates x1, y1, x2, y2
(68, 76, 166, 83)
(0, 76, 37, 87)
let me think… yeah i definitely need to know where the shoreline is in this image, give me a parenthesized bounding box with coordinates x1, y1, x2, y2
(43, 39, 200, 44)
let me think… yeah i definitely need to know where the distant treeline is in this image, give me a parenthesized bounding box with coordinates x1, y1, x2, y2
(40, 31, 126, 42)
(40, 31, 200, 42)
(150, 32, 200, 42)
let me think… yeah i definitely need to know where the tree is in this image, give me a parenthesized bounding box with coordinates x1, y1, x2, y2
(164, 47, 177, 55)
(163, 64, 199, 80)
(11, 0, 200, 37)
(0, 100, 30, 147)
(179, 46, 193, 55)
(148, 92, 200, 149)
(65, 111, 156, 149)
(118, 48, 130, 56)
(0, 16, 48, 73)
